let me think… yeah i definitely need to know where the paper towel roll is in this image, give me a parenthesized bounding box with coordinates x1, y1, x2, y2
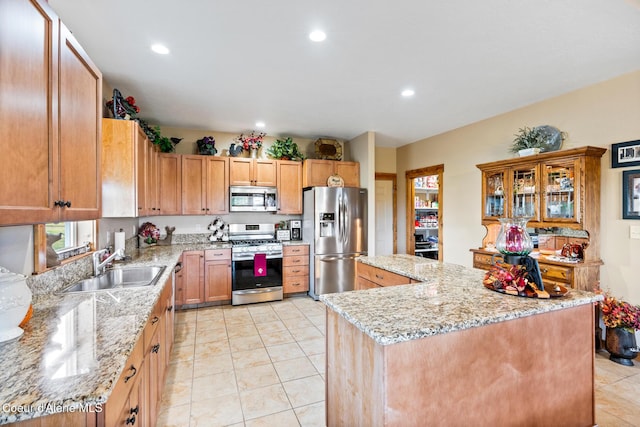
(114, 231, 125, 255)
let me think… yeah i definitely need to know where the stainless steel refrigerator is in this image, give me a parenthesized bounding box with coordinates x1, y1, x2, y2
(303, 187, 368, 299)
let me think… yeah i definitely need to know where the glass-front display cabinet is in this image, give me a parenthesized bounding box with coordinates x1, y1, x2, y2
(510, 164, 539, 221)
(481, 169, 506, 220)
(541, 158, 580, 224)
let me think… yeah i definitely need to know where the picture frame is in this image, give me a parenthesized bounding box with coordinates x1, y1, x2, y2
(622, 169, 640, 219)
(611, 140, 640, 168)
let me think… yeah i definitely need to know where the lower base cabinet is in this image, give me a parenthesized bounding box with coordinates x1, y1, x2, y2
(283, 245, 310, 294)
(177, 249, 231, 307)
(103, 275, 174, 427)
(355, 262, 415, 289)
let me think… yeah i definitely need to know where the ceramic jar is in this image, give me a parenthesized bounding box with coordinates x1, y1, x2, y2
(0, 268, 32, 343)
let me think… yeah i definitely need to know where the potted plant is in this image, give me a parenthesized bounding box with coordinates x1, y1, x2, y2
(510, 126, 547, 156)
(600, 293, 640, 365)
(235, 131, 265, 158)
(266, 137, 306, 161)
(196, 136, 217, 155)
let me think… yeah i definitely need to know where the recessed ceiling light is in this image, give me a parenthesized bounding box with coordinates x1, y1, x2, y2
(255, 121, 266, 128)
(151, 44, 170, 55)
(401, 89, 415, 97)
(309, 30, 327, 42)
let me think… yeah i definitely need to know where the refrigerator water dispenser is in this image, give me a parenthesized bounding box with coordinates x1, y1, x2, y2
(319, 213, 335, 237)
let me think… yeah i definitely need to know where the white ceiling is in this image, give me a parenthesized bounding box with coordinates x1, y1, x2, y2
(49, 0, 640, 147)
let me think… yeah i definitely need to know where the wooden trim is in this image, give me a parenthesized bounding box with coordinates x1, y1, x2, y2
(32, 222, 97, 275)
(405, 164, 444, 260)
(375, 173, 397, 254)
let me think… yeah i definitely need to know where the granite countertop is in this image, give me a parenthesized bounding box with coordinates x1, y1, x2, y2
(0, 243, 230, 424)
(321, 254, 603, 346)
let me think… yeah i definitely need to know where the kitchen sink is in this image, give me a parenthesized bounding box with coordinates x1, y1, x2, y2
(62, 265, 166, 293)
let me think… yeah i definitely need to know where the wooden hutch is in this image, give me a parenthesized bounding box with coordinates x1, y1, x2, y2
(470, 146, 607, 292)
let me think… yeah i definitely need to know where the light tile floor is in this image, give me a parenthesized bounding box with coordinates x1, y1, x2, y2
(158, 297, 639, 426)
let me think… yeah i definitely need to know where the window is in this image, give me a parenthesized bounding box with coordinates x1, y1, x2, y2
(34, 221, 96, 273)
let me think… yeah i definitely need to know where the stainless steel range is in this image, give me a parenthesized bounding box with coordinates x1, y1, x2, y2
(229, 223, 283, 305)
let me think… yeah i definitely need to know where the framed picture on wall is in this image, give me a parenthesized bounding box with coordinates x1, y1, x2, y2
(622, 169, 640, 219)
(611, 140, 640, 168)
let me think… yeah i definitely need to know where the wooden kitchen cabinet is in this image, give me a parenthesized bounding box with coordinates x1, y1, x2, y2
(477, 147, 606, 232)
(283, 245, 309, 294)
(102, 118, 156, 217)
(158, 153, 182, 215)
(0, 0, 102, 225)
(182, 155, 229, 215)
(104, 333, 144, 426)
(470, 248, 603, 292)
(179, 249, 232, 306)
(175, 255, 185, 307)
(204, 249, 232, 302)
(277, 160, 303, 214)
(147, 143, 159, 214)
(475, 147, 606, 291)
(302, 159, 360, 187)
(356, 262, 412, 289)
(229, 158, 277, 186)
(181, 250, 205, 305)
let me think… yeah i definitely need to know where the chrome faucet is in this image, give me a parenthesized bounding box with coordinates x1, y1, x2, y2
(93, 248, 125, 276)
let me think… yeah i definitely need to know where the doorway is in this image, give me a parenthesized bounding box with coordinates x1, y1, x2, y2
(375, 173, 397, 255)
(406, 165, 444, 260)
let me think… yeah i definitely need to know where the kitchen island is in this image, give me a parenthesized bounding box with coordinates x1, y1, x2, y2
(321, 255, 602, 427)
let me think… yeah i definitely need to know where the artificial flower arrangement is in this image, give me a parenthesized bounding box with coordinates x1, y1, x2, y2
(236, 131, 266, 151)
(138, 222, 160, 245)
(483, 263, 532, 295)
(600, 293, 640, 332)
(196, 136, 217, 155)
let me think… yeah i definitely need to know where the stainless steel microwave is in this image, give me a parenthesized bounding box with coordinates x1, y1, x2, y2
(229, 186, 278, 212)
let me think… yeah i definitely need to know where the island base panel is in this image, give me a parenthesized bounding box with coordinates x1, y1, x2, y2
(326, 304, 595, 426)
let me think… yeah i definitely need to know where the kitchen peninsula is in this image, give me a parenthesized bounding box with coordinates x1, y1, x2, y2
(321, 255, 602, 426)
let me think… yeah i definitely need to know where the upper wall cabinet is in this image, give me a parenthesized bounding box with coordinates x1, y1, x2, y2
(158, 153, 182, 216)
(302, 160, 360, 188)
(102, 119, 153, 217)
(477, 146, 606, 262)
(277, 160, 303, 214)
(0, 0, 102, 225)
(229, 158, 277, 186)
(182, 155, 229, 215)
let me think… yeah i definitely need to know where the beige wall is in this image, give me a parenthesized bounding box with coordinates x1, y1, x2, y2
(349, 132, 377, 255)
(396, 70, 640, 303)
(375, 147, 397, 173)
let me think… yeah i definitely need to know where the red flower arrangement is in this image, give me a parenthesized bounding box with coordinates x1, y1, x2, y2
(600, 293, 640, 332)
(138, 222, 160, 244)
(483, 263, 532, 295)
(236, 131, 265, 151)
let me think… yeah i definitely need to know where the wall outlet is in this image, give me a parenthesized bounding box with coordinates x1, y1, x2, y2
(630, 225, 640, 240)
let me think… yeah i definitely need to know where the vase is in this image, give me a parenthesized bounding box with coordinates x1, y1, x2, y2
(518, 148, 541, 157)
(605, 327, 639, 366)
(495, 217, 533, 264)
(250, 148, 258, 158)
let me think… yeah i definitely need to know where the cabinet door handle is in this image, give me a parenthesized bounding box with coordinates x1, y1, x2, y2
(167, 305, 173, 312)
(124, 364, 137, 383)
(152, 343, 161, 353)
(151, 316, 159, 324)
(130, 405, 139, 415)
(126, 415, 136, 425)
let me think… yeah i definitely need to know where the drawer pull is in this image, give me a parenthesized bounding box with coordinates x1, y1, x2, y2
(130, 405, 139, 415)
(151, 316, 160, 324)
(542, 268, 548, 273)
(293, 259, 301, 263)
(292, 269, 301, 273)
(375, 274, 383, 279)
(152, 343, 161, 353)
(126, 415, 136, 425)
(124, 365, 137, 383)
